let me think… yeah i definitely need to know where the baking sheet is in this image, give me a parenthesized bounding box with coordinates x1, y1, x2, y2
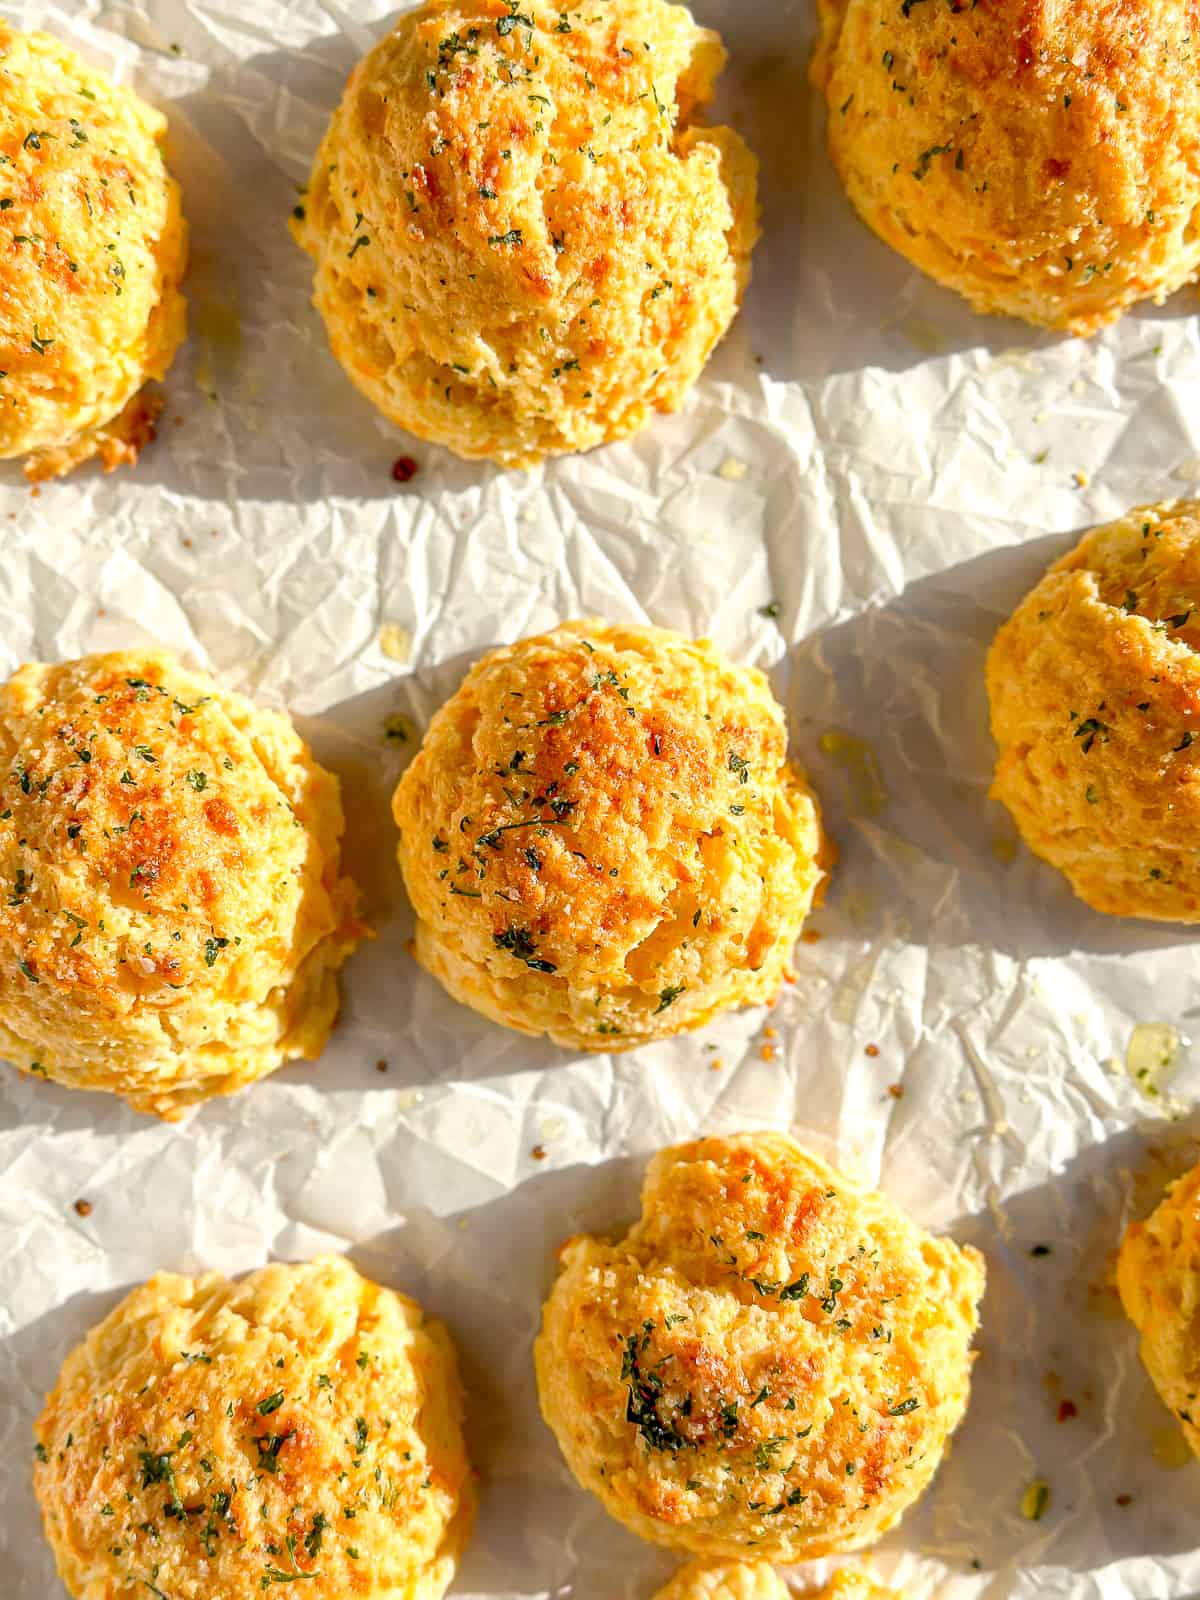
(4, 1, 1200, 1596)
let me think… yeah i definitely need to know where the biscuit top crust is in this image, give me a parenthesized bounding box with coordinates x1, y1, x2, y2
(33, 1256, 474, 1600)
(0, 651, 323, 1006)
(535, 1132, 984, 1559)
(0, 25, 186, 462)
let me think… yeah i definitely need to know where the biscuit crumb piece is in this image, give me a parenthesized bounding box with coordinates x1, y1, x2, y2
(864, 1043, 880, 1058)
(886, 1083, 904, 1099)
(72, 1199, 92, 1218)
(531, 1144, 547, 1161)
(376, 1058, 388, 1073)
(1021, 1480, 1051, 1520)
(379, 624, 412, 663)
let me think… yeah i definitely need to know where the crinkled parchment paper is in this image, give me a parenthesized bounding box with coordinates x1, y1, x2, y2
(4, 1, 1200, 1596)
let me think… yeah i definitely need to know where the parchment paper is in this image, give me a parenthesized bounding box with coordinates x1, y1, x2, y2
(4, 1, 1200, 1596)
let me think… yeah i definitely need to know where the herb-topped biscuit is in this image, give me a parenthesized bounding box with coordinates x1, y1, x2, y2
(0, 25, 187, 480)
(33, 1255, 475, 1600)
(0, 650, 363, 1116)
(1118, 1159, 1200, 1461)
(534, 1132, 985, 1561)
(392, 621, 830, 1050)
(289, 0, 757, 467)
(988, 500, 1200, 920)
(812, 0, 1200, 332)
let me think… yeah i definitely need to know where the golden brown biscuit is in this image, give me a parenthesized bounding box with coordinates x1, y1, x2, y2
(651, 1563, 901, 1600)
(0, 26, 187, 479)
(392, 621, 830, 1050)
(988, 500, 1200, 920)
(812, 0, 1200, 333)
(534, 1132, 985, 1561)
(652, 1562, 791, 1600)
(0, 650, 363, 1116)
(291, 0, 757, 467)
(33, 1255, 475, 1600)
(1118, 1159, 1200, 1459)
(813, 1573, 902, 1600)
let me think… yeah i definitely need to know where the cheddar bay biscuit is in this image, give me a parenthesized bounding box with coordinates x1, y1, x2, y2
(0, 650, 362, 1115)
(812, 0, 1200, 332)
(651, 1562, 791, 1600)
(392, 621, 829, 1049)
(815, 1575, 902, 1600)
(651, 1566, 901, 1600)
(534, 1132, 985, 1560)
(0, 25, 187, 479)
(988, 500, 1200, 920)
(1118, 1159, 1200, 1460)
(291, 0, 757, 466)
(33, 1256, 475, 1600)
(649, 1561, 902, 1600)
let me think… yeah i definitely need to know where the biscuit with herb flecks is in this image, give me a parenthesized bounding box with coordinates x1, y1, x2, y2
(812, 0, 1200, 332)
(33, 1256, 475, 1600)
(290, 0, 756, 466)
(1118, 1158, 1200, 1460)
(0, 649, 363, 1115)
(0, 24, 187, 479)
(535, 1132, 984, 1560)
(392, 621, 830, 1050)
(988, 499, 1200, 920)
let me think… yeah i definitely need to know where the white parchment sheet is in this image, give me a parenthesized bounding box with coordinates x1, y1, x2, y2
(4, 1, 1200, 1596)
